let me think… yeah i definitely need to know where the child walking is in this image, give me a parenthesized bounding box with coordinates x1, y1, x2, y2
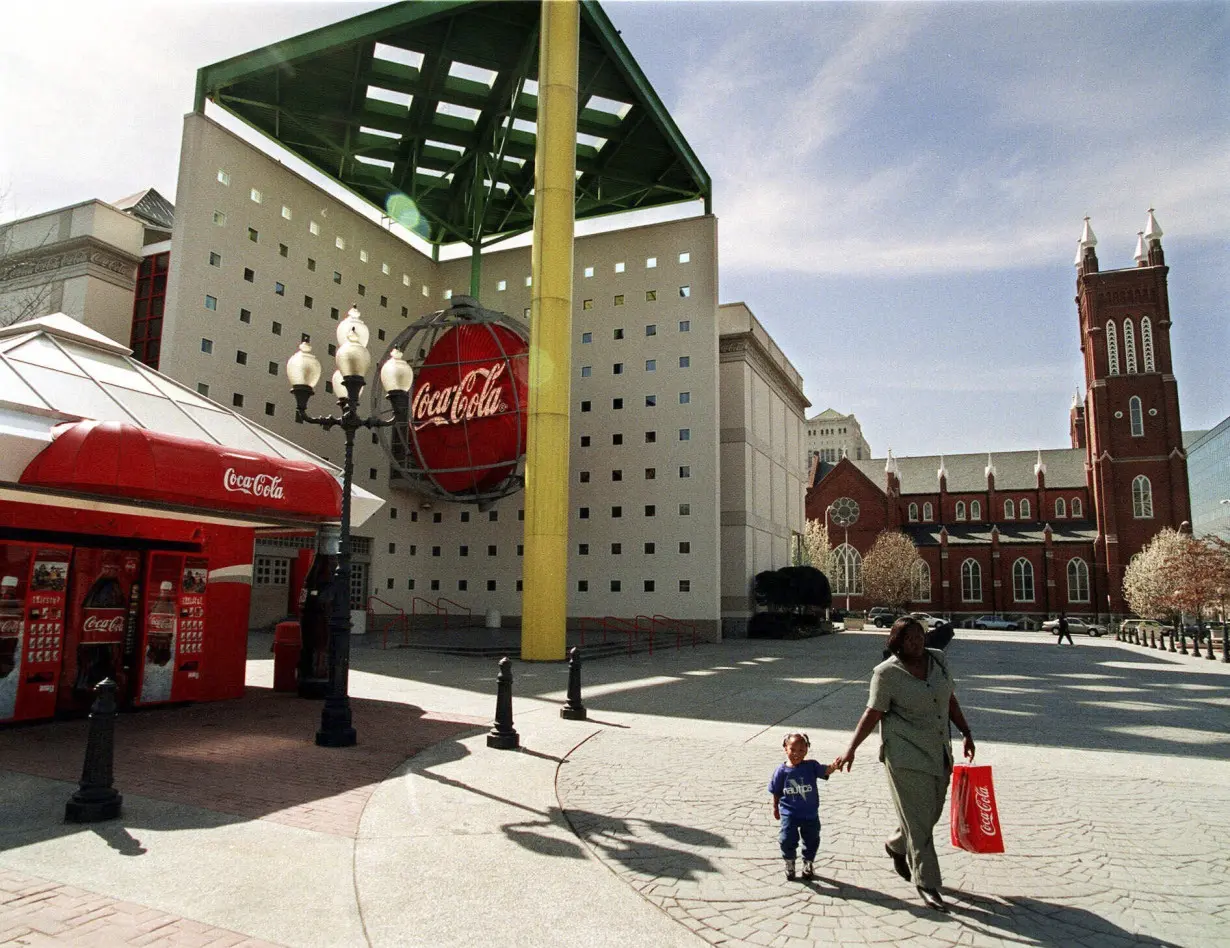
(768, 732, 835, 880)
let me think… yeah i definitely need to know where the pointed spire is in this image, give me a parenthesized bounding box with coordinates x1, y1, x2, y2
(1134, 230, 1147, 265)
(1071, 389, 1081, 410)
(1144, 208, 1163, 242)
(1034, 448, 1046, 478)
(1073, 240, 1083, 267)
(885, 449, 899, 476)
(1076, 217, 1098, 271)
(937, 454, 948, 482)
(1079, 216, 1097, 249)
(985, 452, 997, 480)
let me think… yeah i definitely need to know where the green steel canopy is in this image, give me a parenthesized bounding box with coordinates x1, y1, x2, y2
(194, 0, 711, 251)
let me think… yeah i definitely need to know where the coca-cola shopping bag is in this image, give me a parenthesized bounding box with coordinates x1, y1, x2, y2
(949, 764, 1005, 853)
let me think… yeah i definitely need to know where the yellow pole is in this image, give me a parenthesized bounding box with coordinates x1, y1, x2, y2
(521, 0, 578, 661)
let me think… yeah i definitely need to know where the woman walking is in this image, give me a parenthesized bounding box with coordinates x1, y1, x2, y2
(833, 616, 976, 912)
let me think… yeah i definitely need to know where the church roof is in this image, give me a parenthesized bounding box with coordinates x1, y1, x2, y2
(846, 448, 1087, 492)
(903, 522, 1098, 546)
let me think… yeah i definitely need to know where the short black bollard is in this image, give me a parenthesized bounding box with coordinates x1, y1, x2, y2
(1205, 628, 1215, 660)
(1222, 627, 1229, 663)
(65, 679, 123, 823)
(1149, 628, 1156, 649)
(560, 646, 588, 721)
(1167, 628, 1176, 652)
(486, 656, 520, 749)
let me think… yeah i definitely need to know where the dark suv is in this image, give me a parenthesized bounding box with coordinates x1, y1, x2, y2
(867, 607, 896, 628)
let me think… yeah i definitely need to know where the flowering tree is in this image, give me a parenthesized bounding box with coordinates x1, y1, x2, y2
(1122, 529, 1179, 621)
(1123, 529, 1230, 625)
(861, 530, 923, 613)
(793, 517, 832, 575)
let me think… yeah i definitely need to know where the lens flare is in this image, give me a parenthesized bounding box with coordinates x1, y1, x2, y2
(385, 192, 426, 235)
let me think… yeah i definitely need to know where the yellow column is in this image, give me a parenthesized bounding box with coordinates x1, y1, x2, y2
(521, 0, 578, 661)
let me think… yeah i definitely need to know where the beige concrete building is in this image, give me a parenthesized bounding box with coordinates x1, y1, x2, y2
(805, 408, 871, 464)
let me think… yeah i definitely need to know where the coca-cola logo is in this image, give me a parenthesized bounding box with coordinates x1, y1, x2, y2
(407, 324, 528, 494)
(0, 618, 22, 636)
(83, 615, 125, 635)
(223, 468, 285, 500)
(974, 785, 997, 836)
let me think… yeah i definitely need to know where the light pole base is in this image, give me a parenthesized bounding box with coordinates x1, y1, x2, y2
(316, 699, 356, 747)
(65, 788, 122, 823)
(316, 726, 357, 748)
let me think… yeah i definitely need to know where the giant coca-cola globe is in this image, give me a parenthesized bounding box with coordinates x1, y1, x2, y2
(374, 297, 529, 503)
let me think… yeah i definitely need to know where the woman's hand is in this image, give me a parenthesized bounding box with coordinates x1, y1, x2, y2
(832, 749, 855, 772)
(962, 733, 976, 762)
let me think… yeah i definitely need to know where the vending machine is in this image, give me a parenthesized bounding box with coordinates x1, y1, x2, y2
(135, 552, 207, 706)
(0, 542, 71, 724)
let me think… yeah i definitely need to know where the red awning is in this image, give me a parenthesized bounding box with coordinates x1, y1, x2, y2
(20, 421, 342, 522)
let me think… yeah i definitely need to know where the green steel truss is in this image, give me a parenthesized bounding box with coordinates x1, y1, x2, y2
(194, 0, 711, 254)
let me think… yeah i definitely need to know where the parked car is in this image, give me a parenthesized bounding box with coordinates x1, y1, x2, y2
(910, 612, 945, 630)
(867, 607, 897, 628)
(1120, 618, 1168, 639)
(1042, 617, 1106, 637)
(971, 615, 1020, 631)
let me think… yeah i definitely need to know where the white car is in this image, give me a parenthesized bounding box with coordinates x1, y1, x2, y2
(910, 612, 946, 630)
(1041, 617, 1106, 637)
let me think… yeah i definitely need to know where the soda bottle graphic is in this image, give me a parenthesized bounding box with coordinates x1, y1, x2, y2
(0, 575, 25, 718)
(141, 580, 176, 703)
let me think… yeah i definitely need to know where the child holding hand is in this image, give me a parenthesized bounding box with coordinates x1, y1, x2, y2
(768, 732, 840, 880)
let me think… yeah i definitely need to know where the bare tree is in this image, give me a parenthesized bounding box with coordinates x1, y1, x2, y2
(861, 530, 923, 613)
(0, 187, 56, 328)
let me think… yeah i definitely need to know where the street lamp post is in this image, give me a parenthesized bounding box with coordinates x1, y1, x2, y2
(286, 306, 413, 747)
(826, 502, 857, 612)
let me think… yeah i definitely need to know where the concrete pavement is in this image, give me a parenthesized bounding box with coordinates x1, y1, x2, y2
(1, 628, 1228, 947)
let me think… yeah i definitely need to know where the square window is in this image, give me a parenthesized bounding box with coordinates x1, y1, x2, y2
(612, 433, 623, 445)
(248, 227, 258, 242)
(282, 206, 292, 220)
(581, 400, 591, 412)
(209, 251, 221, 267)
(613, 363, 624, 375)
(488, 545, 497, 556)
(680, 542, 690, 554)
(378, 329, 385, 341)
(232, 393, 244, 407)
(487, 580, 497, 592)
(391, 508, 399, 520)
(579, 471, 590, 483)
(646, 395, 657, 407)
(525, 275, 532, 287)
(497, 279, 507, 291)
(516, 580, 523, 591)
(579, 507, 590, 519)
(279, 243, 288, 258)
(197, 382, 209, 396)
(644, 504, 655, 516)
(380, 296, 388, 308)
(614, 294, 624, 306)
(679, 428, 690, 441)
(201, 338, 213, 354)
(369, 468, 377, 480)
(645, 290, 656, 302)
(644, 580, 655, 593)
(679, 285, 691, 298)
(611, 580, 621, 592)
(615, 261, 625, 273)
(645, 542, 655, 554)
(458, 580, 467, 592)
(646, 256, 657, 268)
(336, 236, 345, 250)
(272, 321, 282, 335)
(611, 543, 622, 554)
(584, 266, 594, 278)
(382, 263, 390, 275)
(646, 324, 656, 336)
(680, 392, 690, 404)
(327, 344, 336, 356)
(357, 284, 366, 297)
(679, 319, 690, 332)
(204, 295, 217, 311)
(410, 511, 418, 522)
(612, 398, 623, 410)
(360, 250, 369, 263)
(243, 268, 255, 282)
(300, 332, 310, 344)
(250, 188, 262, 203)
(611, 506, 622, 518)
(433, 512, 442, 523)
(489, 510, 498, 522)
(265, 402, 275, 416)
(646, 359, 656, 371)
(581, 366, 592, 378)
(612, 328, 624, 342)
(304, 295, 313, 309)
(679, 356, 691, 368)
(431, 580, 440, 591)
(407, 578, 415, 590)
(679, 465, 690, 478)
(330, 307, 339, 321)
(268, 361, 278, 375)
(679, 251, 691, 263)
(432, 546, 441, 557)
(583, 299, 594, 310)
(461, 511, 470, 522)
(217, 170, 230, 185)
(578, 580, 589, 592)
(679, 579, 691, 592)
(581, 435, 591, 447)
(460, 546, 469, 557)
(212, 210, 226, 226)
(274, 282, 285, 296)
(519, 509, 525, 521)
(645, 467, 656, 479)
(423, 285, 430, 297)
(679, 503, 691, 515)
(645, 431, 656, 443)
(612, 469, 622, 481)
(579, 544, 589, 555)
(333, 271, 342, 284)
(401, 306, 408, 318)
(307, 258, 316, 271)
(581, 331, 592, 344)
(236, 350, 247, 365)
(310, 221, 320, 235)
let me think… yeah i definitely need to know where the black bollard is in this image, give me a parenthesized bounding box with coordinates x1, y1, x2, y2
(1167, 628, 1176, 652)
(1149, 628, 1156, 649)
(560, 647, 588, 721)
(1222, 626, 1229, 663)
(1205, 627, 1215, 660)
(1179, 629, 1188, 654)
(486, 656, 520, 749)
(65, 679, 123, 823)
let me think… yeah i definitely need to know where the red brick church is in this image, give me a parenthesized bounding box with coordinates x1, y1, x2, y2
(805, 212, 1191, 623)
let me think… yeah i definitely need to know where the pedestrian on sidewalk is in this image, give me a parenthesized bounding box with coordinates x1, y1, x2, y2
(1055, 613, 1074, 646)
(833, 616, 976, 913)
(768, 732, 837, 881)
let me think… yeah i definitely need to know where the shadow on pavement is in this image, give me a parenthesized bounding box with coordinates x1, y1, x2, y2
(948, 889, 1186, 947)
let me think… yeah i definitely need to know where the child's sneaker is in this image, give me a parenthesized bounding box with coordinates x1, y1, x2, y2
(783, 859, 796, 881)
(801, 860, 815, 879)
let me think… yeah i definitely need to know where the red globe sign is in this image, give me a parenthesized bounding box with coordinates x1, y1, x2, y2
(408, 323, 529, 495)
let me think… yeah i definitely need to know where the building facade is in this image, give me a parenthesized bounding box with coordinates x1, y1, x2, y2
(1186, 416, 1230, 541)
(805, 408, 870, 463)
(806, 213, 1192, 622)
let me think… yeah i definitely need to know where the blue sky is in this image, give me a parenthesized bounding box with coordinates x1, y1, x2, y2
(2, 1, 1226, 456)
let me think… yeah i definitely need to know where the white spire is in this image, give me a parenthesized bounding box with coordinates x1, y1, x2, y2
(1079, 216, 1097, 248)
(1134, 230, 1147, 264)
(1144, 208, 1163, 242)
(1071, 389, 1081, 410)
(937, 454, 948, 482)
(985, 452, 997, 480)
(885, 449, 899, 476)
(1073, 240, 1083, 267)
(1034, 448, 1046, 478)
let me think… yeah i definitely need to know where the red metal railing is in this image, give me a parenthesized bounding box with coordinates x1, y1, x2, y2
(435, 597, 471, 629)
(652, 614, 697, 649)
(411, 596, 441, 631)
(576, 614, 699, 654)
(367, 595, 408, 649)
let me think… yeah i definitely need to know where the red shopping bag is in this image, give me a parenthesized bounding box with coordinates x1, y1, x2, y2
(949, 764, 1005, 853)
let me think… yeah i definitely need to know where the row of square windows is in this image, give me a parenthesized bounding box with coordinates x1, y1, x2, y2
(208, 250, 412, 311)
(578, 431, 694, 446)
(580, 288, 692, 307)
(392, 540, 692, 556)
(582, 357, 691, 376)
(388, 577, 693, 593)
(582, 322, 690, 342)
(579, 466, 691, 482)
(582, 394, 691, 410)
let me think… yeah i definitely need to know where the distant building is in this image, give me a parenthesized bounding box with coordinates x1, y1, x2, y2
(805, 409, 871, 464)
(1187, 417, 1230, 540)
(807, 213, 1192, 621)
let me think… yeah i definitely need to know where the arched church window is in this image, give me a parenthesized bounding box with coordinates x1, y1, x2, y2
(922, 502, 933, 521)
(1067, 558, 1090, 602)
(1132, 475, 1153, 518)
(970, 500, 981, 520)
(1055, 497, 1066, 518)
(961, 559, 982, 602)
(1106, 321, 1120, 376)
(1129, 396, 1144, 437)
(1012, 558, 1035, 602)
(914, 561, 931, 602)
(1004, 499, 1015, 520)
(832, 544, 863, 595)
(1123, 318, 1138, 374)
(1140, 317, 1155, 372)
(908, 503, 918, 522)
(1071, 497, 1083, 517)
(955, 501, 967, 521)
(1019, 498, 1031, 519)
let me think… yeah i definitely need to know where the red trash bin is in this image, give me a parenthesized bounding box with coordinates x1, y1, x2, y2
(272, 621, 301, 692)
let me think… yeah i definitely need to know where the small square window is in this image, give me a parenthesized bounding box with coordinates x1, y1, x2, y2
(407, 578, 415, 589)
(243, 268, 255, 282)
(360, 249, 369, 263)
(431, 580, 440, 591)
(680, 542, 691, 554)
(282, 206, 292, 220)
(679, 319, 690, 332)
(612, 433, 623, 445)
(583, 299, 594, 310)
(578, 580, 589, 592)
(679, 465, 690, 478)
(333, 271, 342, 284)
(581, 331, 592, 344)
(212, 210, 226, 226)
(209, 251, 221, 267)
(645, 467, 656, 479)
(645, 542, 655, 554)
(327, 344, 336, 356)
(584, 266, 594, 278)
(304, 295, 313, 309)
(646, 324, 656, 336)
(279, 243, 289, 258)
(391, 508, 399, 520)
(310, 221, 320, 235)
(264, 402, 275, 417)
(217, 170, 230, 185)
(236, 350, 247, 365)
(581, 400, 591, 412)
(581, 436, 591, 447)
(614, 294, 624, 306)
(336, 236, 346, 250)
(613, 363, 624, 375)
(581, 365, 592, 378)
(458, 580, 467, 592)
(680, 356, 691, 368)
(612, 469, 623, 481)
(423, 285, 430, 297)
(201, 338, 213, 354)
(488, 545, 497, 556)
(401, 306, 408, 317)
(679, 503, 691, 515)
(518, 509, 525, 521)
(489, 510, 498, 522)
(644, 504, 655, 517)
(232, 393, 244, 407)
(611, 580, 621, 592)
(197, 382, 210, 396)
(646, 359, 656, 371)
(410, 511, 418, 522)
(385, 578, 394, 590)
(267, 361, 278, 375)
(645, 395, 657, 407)
(301, 332, 310, 344)
(460, 546, 469, 557)
(646, 256, 657, 269)
(433, 512, 442, 524)
(679, 428, 690, 441)
(615, 261, 625, 273)
(274, 282, 285, 296)
(611, 543, 622, 555)
(382, 263, 390, 275)
(432, 546, 441, 557)
(525, 275, 532, 287)
(369, 468, 378, 480)
(579, 471, 590, 483)
(679, 285, 691, 298)
(644, 580, 655, 593)
(613, 328, 624, 340)
(486, 580, 497, 592)
(461, 511, 471, 522)
(579, 507, 590, 519)
(497, 279, 507, 292)
(611, 506, 622, 518)
(272, 321, 282, 335)
(579, 544, 589, 555)
(380, 296, 388, 308)
(516, 580, 523, 591)
(645, 431, 656, 443)
(249, 188, 262, 204)
(612, 398, 623, 410)
(357, 284, 366, 297)
(645, 290, 656, 302)
(307, 258, 316, 271)
(248, 227, 258, 242)
(679, 251, 691, 263)
(679, 579, 691, 592)
(377, 329, 385, 341)
(680, 392, 690, 404)
(204, 296, 217, 311)
(330, 307, 339, 321)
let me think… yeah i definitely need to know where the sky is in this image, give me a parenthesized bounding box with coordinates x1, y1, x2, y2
(1, 1, 1226, 457)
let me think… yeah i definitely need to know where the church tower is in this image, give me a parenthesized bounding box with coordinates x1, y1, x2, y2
(1075, 210, 1191, 615)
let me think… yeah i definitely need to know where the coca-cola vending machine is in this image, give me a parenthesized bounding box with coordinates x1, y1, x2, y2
(60, 547, 142, 713)
(135, 552, 206, 705)
(0, 542, 71, 724)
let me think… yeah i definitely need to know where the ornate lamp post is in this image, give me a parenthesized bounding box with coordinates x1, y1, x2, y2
(826, 499, 859, 612)
(285, 306, 413, 747)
